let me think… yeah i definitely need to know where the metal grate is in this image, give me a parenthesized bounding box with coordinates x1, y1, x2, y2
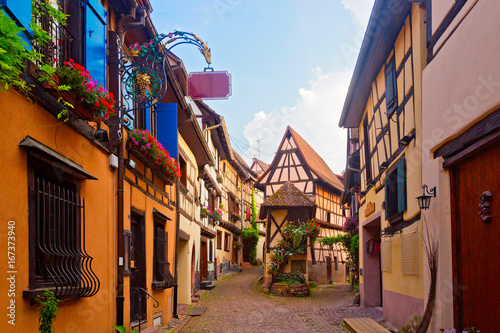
(32, 0, 75, 67)
(34, 175, 99, 300)
(401, 231, 418, 275)
(381, 238, 392, 272)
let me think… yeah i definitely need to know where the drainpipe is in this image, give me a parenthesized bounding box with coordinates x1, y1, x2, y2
(173, 161, 181, 318)
(116, 1, 146, 326)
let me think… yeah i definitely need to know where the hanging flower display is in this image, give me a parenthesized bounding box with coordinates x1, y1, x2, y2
(56, 59, 115, 121)
(127, 128, 181, 182)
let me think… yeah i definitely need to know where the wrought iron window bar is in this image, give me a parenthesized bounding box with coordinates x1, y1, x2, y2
(25, 175, 100, 301)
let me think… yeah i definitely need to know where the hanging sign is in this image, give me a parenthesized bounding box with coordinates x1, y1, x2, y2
(188, 71, 232, 100)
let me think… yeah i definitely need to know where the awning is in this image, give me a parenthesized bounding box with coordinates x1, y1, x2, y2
(19, 136, 97, 180)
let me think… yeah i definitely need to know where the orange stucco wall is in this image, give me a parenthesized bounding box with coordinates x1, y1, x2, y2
(0, 88, 116, 331)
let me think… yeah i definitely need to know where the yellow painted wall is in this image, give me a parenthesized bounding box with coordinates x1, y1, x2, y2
(0, 88, 116, 331)
(357, 6, 427, 306)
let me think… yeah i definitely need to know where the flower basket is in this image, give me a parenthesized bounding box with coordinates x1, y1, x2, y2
(211, 211, 222, 222)
(230, 213, 242, 222)
(201, 206, 211, 218)
(126, 130, 181, 185)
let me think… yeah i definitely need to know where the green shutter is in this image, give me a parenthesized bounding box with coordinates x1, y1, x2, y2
(397, 158, 407, 213)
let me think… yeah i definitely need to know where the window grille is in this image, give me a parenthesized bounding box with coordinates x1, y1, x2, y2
(153, 225, 174, 289)
(30, 171, 99, 300)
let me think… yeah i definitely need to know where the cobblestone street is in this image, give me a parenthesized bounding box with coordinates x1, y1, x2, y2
(167, 267, 389, 333)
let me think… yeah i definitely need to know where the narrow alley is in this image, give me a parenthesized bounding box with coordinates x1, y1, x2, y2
(172, 267, 388, 333)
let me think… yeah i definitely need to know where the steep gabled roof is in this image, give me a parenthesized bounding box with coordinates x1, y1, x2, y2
(261, 181, 315, 207)
(287, 127, 344, 191)
(251, 158, 269, 175)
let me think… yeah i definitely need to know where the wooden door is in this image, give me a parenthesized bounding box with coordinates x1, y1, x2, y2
(451, 143, 500, 332)
(201, 240, 208, 280)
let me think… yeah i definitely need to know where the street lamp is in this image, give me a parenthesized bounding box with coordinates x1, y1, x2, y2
(416, 185, 436, 210)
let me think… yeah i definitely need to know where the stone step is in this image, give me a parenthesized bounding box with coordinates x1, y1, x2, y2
(200, 280, 216, 290)
(242, 262, 253, 269)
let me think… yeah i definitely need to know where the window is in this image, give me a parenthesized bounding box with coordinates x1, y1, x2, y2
(209, 240, 213, 262)
(224, 233, 231, 252)
(228, 195, 236, 214)
(385, 57, 398, 118)
(124, 230, 132, 276)
(334, 256, 338, 271)
(179, 156, 187, 187)
(385, 158, 407, 222)
(152, 222, 174, 289)
(26, 156, 99, 300)
(217, 230, 222, 249)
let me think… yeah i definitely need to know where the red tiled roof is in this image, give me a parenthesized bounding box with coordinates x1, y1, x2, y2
(288, 127, 344, 191)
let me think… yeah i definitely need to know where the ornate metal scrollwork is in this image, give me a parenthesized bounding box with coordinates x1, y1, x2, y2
(120, 30, 212, 122)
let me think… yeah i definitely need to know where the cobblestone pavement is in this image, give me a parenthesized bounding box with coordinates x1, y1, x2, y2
(165, 267, 391, 333)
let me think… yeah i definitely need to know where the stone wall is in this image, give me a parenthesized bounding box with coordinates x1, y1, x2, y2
(270, 283, 309, 297)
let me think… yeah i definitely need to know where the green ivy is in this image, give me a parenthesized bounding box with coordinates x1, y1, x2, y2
(0, 9, 38, 94)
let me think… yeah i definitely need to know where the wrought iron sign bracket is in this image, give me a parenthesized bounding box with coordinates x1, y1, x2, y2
(119, 30, 212, 125)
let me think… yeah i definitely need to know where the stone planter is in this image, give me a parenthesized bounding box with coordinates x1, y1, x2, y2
(270, 282, 309, 297)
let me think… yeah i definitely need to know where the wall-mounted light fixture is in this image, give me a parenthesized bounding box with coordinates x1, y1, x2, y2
(417, 185, 436, 210)
(94, 129, 109, 143)
(399, 131, 415, 146)
(125, 159, 136, 169)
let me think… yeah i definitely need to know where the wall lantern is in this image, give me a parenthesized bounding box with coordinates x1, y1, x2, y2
(417, 185, 436, 210)
(399, 131, 415, 146)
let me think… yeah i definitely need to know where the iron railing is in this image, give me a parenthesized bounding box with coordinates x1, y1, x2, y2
(32, 0, 75, 67)
(34, 176, 100, 300)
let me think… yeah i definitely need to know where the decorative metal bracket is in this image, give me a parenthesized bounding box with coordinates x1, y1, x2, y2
(120, 30, 212, 124)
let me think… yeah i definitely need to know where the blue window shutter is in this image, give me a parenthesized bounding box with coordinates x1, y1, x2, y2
(156, 103, 178, 158)
(145, 106, 151, 131)
(397, 158, 407, 213)
(85, 0, 106, 86)
(1, 0, 33, 48)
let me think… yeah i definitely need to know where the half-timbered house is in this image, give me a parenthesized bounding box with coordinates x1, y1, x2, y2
(254, 126, 347, 285)
(339, 0, 427, 329)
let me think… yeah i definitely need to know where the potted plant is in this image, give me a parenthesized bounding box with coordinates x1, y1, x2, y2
(201, 206, 211, 218)
(211, 208, 223, 222)
(230, 212, 241, 222)
(48, 59, 116, 121)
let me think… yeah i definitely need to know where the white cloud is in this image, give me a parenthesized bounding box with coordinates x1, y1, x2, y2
(340, 0, 374, 29)
(243, 68, 352, 174)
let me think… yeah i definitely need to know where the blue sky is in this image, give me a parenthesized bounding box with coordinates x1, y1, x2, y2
(149, 0, 374, 173)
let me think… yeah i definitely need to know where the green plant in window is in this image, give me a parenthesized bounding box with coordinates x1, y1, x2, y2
(36, 290, 61, 333)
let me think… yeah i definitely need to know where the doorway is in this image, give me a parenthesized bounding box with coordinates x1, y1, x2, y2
(451, 142, 500, 331)
(130, 213, 147, 325)
(200, 240, 208, 281)
(361, 215, 382, 307)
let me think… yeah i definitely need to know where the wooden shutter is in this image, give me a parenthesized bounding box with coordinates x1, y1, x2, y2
(381, 238, 392, 272)
(1, 0, 33, 47)
(156, 103, 178, 158)
(385, 58, 397, 117)
(85, 0, 106, 85)
(397, 158, 407, 213)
